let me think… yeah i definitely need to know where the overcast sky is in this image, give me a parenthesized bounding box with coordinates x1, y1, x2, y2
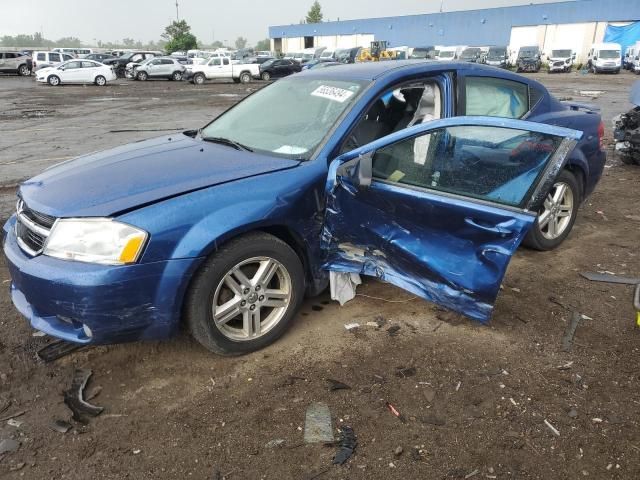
(0, 0, 571, 45)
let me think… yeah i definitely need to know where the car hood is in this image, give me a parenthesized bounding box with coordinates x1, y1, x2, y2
(36, 67, 54, 76)
(19, 134, 301, 218)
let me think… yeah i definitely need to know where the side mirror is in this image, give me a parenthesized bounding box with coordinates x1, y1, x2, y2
(336, 152, 373, 190)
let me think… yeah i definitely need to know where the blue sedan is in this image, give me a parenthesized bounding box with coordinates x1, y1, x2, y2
(3, 61, 606, 354)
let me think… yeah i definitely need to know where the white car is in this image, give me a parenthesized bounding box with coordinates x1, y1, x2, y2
(36, 60, 116, 86)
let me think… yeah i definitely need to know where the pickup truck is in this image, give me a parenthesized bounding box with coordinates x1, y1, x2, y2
(3, 61, 606, 355)
(185, 56, 261, 84)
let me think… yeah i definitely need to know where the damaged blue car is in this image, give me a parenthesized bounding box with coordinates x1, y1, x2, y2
(3, 61, 606, 354)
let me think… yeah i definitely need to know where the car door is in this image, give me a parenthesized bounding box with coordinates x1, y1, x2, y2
(59, 61, 84, 83)
(206, 57, 223, 78)
(81, 61, 99, 82)
(322, 116, 581, 322)
(145, 58, 161, 77)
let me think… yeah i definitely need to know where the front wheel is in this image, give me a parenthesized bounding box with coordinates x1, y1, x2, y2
(137, 71, 148, 81)
(261, 71, 271, 81)
(18, 65, 31, 76)
(185, 232, 305, 355)
(172, 71, 183, 81)
(523, 170, 580, 251)
(47, 75, 60, 86)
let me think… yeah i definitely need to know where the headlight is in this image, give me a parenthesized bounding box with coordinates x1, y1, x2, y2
(43, 218, 148, 265)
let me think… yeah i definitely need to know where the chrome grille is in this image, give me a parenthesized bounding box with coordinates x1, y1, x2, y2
(15, 199, 56, 256)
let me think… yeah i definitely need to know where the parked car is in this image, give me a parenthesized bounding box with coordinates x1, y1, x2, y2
(587, 43, 622, 74)
(258, 59, 302, 80)
(409, 46, 437, 60)
(483, 46, 509, 68)
(102, 51, 161, 77)
(547, 49, 575, 73)
(0, 52, 32, 76)
(128, 57, 186, 81)
(459, 47, 483, 62)
(32, 51, 74, 71)
(186, 56, 261, 84)
(516, 46, 542, 72)
(85, 53, 117, 63)
(3, 61, 606, 356)
(335, 47, 361, 64)
(624, 42, 640, 70)
(307, 61, 342, 70)
(35, 59, 116, 86)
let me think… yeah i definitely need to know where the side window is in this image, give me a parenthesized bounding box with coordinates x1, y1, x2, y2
(50, 53, 61, 62)
(82, 61, 96, 68)
(341, 81, 442, 154)
(371, 125, 561, 207)
(65, 61, 83, 69)
(464, 76, 528, 119)
(37, 53, 46, 61)
(223, 58, 230, 65)
(5, 53, 16, 59)
(212, 58, 221, 66)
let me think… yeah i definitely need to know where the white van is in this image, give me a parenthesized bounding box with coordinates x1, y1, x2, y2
(437, 46, 466, 61)
(587, 43, 622, 74)
(624, 41, 640, 70)
(32, 51, 75, 71)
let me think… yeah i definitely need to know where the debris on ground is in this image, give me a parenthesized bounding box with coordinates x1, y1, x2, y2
(6, 418, 23, 428)
(385, 402, 406, 423)
(562, 311, 583, 352)
(304, 403, 334, 444)
(579, 90, 604, 98)
(0, 438, 20, 454)
(50, 420, 73, 433)
(544, 418, 561, 436)
(373, 315, 386, 327)
(567, 408, 578, 419)
(63, 369, 104, 423)
(265, 439, 285, 448)
(332, 425, 357, 465)
(37, 339, 86, 363)
(344, 323, 360, 331)
(387, 325, 401, 336)
(579, 272, 640, 284)
(410, 447, 422, 461)
(394, 446, 403, 456)
(395, 367, 417, 378)
(326, 379, 351, 391)
(0, 410, 26, 422)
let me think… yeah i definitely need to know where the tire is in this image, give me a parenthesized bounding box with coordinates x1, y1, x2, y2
(615, 69, 620, 74)
(172, 71, 183, 81)
(137, 71, 148, 81)
(95, 75, 106, 86)
(239, 72, 251, 84)
(193, 73, 205, 85)
(18, 64, 31, 76)
(47, 75, 60, 86)
(523, 170, 581, 251)
(232, 78, 241, 84)
(185, 232, 305, 355)
(261, 71, 271, 81)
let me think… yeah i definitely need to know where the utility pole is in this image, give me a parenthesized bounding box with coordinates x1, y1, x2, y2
(175, 1, 179, 21)
(439, 0, 444, 13)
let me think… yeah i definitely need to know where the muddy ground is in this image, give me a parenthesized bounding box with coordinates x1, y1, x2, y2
(0, 70, 639, 479)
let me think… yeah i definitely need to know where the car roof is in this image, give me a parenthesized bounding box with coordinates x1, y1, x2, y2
(297, 60, 520, 81)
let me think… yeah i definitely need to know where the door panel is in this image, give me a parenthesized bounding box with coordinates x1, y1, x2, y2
(322, 116, 581, 321)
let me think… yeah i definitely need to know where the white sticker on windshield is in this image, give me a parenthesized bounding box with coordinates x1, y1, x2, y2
(311, 85, 355, 103)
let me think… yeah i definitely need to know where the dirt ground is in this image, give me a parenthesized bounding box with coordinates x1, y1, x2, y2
(0, 70, 639, 480)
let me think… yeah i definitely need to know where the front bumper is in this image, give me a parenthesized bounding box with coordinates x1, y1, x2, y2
(594, 63, 620, 72)
(3, 215, 198, 345)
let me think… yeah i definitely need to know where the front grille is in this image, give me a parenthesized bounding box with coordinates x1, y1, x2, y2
(553, 61, 564, 67)
(15, 199, 56, 256)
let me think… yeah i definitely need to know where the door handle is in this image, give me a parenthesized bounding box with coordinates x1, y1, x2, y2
(464, 217, 505, 235)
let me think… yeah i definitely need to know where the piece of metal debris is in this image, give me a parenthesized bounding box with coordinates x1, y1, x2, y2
(37, 340, 86, 363)
(326, 379, 351, 391)
(50, 420, 72, 433)
(385, 402, 406, 423)
(580, 272, 640, 285)
(0, 438, 20, 454)
(6, 418, 23, 428)
(544, 419, 560, 436)
(304, 403, 334, 444)
(562, 311, 583, 352)
(63, 369, 104, 423)
(0, 410, 26, 422)
(344, 323, 360, 331)
(332, 425, 357, 465)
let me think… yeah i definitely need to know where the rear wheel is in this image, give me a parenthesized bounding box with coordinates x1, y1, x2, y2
(239, 72, 251, 84)
(523, 170, 580, 251)
(193, 73, 206, 85)
(186, 232, 305, 355)
(18, 64, 31, 76)
(47, 75, 60, 86)
(95, 75, 106, 86)
(137, 71, 148, 81)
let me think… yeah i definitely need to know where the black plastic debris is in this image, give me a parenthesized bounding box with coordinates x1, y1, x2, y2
(387, 325, 401, 336)
(63, 369, 104, 423)
(326, 379, 351, 391)
(332, 426, 357, 465)
(50, 420, 72, 433)
(37, 340, 85, 363)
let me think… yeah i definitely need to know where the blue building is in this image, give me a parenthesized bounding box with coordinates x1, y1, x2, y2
(269, 0, 640, 62)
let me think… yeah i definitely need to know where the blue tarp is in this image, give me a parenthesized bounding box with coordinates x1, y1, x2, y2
(604, 22, 640, 56)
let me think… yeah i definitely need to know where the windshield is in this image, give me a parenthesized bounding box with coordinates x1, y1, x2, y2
(461, 48, 481, 58)
(440, 50, 455, 58)
(320, 51, 333, 58)
(599, 49, 620, 59)
(120, 52, 134, 60)
(552, 50, 572, 58)
(487, 48, 506, 59)
(519, 48, 538, 58)
(201, 77, 366, 160)
(302, 53, 314, 60)
(410, 48, 433, 59)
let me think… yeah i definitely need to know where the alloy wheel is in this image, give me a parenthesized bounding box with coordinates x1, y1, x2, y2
(538, 181, 574, 240)
(212, 256, 292, 341)
(19, 65, 30, 76)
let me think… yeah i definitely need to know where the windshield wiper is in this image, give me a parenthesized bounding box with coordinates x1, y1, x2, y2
(201, 135, 253, 152)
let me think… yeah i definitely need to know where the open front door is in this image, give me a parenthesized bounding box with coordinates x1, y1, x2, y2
(322, 116, 581, 322)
